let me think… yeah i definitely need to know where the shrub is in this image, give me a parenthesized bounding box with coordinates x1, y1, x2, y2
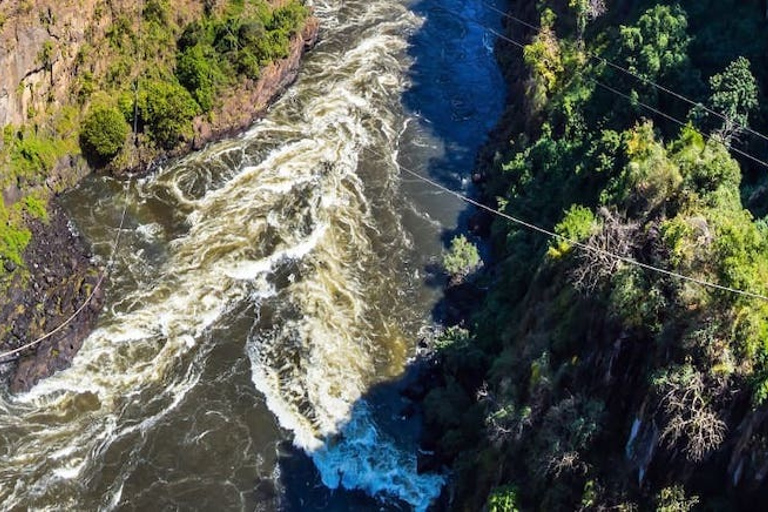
(487, 485, 520, 512)
(652, 364, 726, 462)
(139, 79, 200, 148)
(80, 105, 130, 161)
(10, 130, 63, 178)
(548, 204, 595, 258)
(176, 44, 223, 111)
(655, 485, 699, 512)
(22, 195, 48, 222)
(0, 203, 31, 266)
(443, 235, 481, 281)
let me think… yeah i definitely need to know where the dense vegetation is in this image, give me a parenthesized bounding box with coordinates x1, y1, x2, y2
(0, 0, 309, 279)
(427, 0, 768, 510)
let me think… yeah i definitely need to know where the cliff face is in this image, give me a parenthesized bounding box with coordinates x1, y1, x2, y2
(190, 16, 319, 150)
(419, 0, 768, 510)
(0, 0, 319, 391)
(0, 0, 205, 131)
(0, 0, 99, 128)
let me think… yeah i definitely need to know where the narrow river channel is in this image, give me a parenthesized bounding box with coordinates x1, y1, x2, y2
(0, 0, 505, 509)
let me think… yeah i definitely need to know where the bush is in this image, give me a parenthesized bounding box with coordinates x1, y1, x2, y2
(176, 44, 223, 111)
(548, 204, 595, 258)
(22, 195, 48, 222)
(139, 79, 200, 148)
(0, 202, 31, 267)
(487, 485, 520, 512)
(443, 235, 481, 281)
(80, 105, 130, 160)
(655, 485, 699, 512)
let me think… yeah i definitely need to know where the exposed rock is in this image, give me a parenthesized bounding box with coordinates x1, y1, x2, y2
(0, 8, 320, 392)
(0, 202, 105, 392)
(192, 18, 319, 148)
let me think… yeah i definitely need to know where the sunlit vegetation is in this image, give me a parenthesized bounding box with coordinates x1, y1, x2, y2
(0, 0, 311, 275)
(425, 0, 768, 509)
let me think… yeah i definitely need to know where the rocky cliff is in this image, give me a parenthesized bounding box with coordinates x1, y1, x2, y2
(0, 0, 319, 392)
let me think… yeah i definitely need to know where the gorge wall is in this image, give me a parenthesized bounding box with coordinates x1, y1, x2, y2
(0, 0, 318, 391)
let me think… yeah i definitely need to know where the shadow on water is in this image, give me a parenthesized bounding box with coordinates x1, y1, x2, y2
(398, 0, 506, 227)
(401, 0, 506, 317)
(274, 1, 506, 510)
(276, 363, 440, 511)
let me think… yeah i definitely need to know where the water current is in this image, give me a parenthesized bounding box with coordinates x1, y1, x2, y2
(0, 0, 505, 509)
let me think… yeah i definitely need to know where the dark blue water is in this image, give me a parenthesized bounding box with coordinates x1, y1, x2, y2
(41, 2, 507, 511)
(279, 0, 506, 510)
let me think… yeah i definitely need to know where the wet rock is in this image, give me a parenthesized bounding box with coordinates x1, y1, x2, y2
(468, 209, 493, 237)
(2, 201, 105, 393)
(3, 259, 16, 273)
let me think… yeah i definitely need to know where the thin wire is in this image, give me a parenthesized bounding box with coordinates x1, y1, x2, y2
(480, 0, 768, 146)
(0, 2, 143, 364)
(0, 183, 131, 363)
(592, 79, 768, 170)
(466, 15, 768, 171)
(367, 148, 768, 302)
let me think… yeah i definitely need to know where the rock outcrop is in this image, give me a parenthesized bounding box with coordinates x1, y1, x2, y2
(0, 201, 104, 392)
(0, 2, 320, 392)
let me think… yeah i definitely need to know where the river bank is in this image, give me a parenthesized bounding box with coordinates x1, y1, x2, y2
(0, 16, 319, 392)
(409, 0, 768, 509)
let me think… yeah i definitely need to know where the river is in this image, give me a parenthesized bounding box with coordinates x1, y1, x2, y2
(0, 0, 505, 510)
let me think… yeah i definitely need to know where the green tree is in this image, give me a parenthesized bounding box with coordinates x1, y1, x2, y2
(487, 485, 520, 512)
(654, 485, 699, 512)
(80, 105, 130, 161)
(618, 5, 690, 81)
(176, 44, 222, 111)
(548, 204, 595, 258)
(443, 235, 481, 281)
(708, 57, 758, 141)
(140, 79, 200, 149)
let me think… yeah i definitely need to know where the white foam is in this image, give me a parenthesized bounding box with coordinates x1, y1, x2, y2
(310, 404, 444, 512)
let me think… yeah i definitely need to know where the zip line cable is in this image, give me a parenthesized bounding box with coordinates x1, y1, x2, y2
(479, 0, 768, 147)
(592, 78, 768, 170)
(437, 5, 768, 171)
(0, 3, 144, 364)
(5, 4, 768, 363)
(0, 183, 132, 363)
(365, 147, 768, 302)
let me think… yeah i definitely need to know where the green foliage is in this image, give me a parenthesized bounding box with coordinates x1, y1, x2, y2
(529, 396, 604, 478)
(487, 485, 520, 512)
(37, 40, 54, 68)
(174, 0, 308, 112)
(425, 0, 768, 510)
(106, 14, 133, 49)
(176, 43, 223, 111)
(22, 195, 48, 222)
(435, 325, 472, 352)
(0, 202, 31, 267)
(80, 105, 130, 160)
(9, 129, 67, 179)
(548, 204, 595, 258)
(523, 24, 563, 107)
(602, 123, 682, 214)
(139, 78, 200, 148)
(654, 485, 699, 512)
(442, 235, 481, 280)
(671, 125, 741, 196)
(142, 0, 169, 26)
(618, 5, 690, 81)
(707, 56, 758, 138)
